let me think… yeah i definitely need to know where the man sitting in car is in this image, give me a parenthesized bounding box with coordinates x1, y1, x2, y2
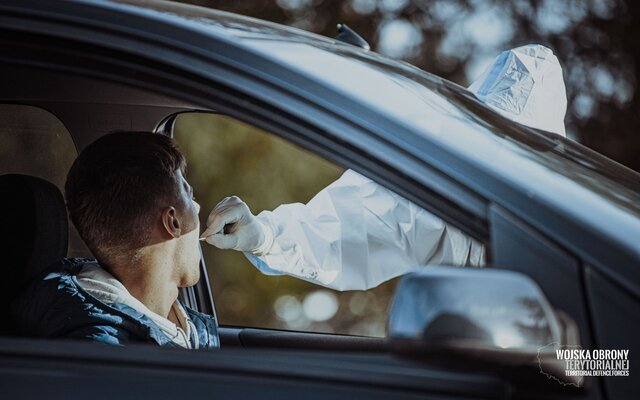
(11, 132, 219, 348)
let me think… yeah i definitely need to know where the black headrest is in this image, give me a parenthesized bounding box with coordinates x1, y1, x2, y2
(0, 174, 68, 287)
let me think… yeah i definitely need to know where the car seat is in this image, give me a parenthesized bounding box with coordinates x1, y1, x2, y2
(0, 174, 68, 335)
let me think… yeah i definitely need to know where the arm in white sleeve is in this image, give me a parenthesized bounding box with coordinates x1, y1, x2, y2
(245, 169, 484, 291)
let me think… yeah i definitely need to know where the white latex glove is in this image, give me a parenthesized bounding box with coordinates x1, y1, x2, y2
(200, 196, 274, 255)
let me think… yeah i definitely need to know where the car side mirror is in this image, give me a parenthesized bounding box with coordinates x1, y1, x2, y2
(388, 266, 581, 385)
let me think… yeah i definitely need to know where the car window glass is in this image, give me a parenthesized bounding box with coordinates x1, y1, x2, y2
(173, 112, 398, 337)
(0, 104, 90, 258)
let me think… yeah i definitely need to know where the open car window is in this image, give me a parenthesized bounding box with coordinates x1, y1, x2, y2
(173, 112, 484, 337)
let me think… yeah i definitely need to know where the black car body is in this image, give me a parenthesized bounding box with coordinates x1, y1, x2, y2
(0, 0, 638, 399)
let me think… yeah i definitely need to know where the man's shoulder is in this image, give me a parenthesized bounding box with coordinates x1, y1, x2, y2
(14, 257, 97, 308)
(11, 257, 148, 343)
(26, 257, 100, 285)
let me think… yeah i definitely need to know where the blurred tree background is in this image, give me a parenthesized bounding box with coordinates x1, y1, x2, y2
(177, 0, 640, 172)
(171, 0, 640, 337)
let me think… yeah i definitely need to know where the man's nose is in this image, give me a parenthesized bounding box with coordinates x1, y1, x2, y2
(194, 200, 201, 214)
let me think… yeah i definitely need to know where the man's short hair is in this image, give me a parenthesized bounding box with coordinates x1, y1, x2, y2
(65, 131, 186, 262)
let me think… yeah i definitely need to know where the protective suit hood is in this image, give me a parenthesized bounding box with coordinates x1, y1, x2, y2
(468, 44, 567, 137)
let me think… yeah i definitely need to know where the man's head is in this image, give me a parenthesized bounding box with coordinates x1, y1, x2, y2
(65, 132, 201, 286)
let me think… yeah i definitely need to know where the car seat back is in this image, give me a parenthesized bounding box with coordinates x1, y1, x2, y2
(0, 174, 68, 334)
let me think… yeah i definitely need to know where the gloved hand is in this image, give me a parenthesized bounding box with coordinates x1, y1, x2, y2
(200, 196, 274, 255)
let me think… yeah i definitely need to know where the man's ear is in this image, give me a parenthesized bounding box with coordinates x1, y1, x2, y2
(162, 206, 181, 238)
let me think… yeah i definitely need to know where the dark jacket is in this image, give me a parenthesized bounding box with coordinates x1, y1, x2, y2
(10, 258, 219, 349)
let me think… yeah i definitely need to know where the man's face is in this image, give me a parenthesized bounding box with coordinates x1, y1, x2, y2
(173, 169, 201, 287)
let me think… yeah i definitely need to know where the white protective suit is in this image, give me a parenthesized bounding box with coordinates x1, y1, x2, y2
(203, 44, 567, 291)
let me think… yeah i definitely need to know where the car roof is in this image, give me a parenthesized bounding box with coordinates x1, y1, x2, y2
(2, 0, 640, 294)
